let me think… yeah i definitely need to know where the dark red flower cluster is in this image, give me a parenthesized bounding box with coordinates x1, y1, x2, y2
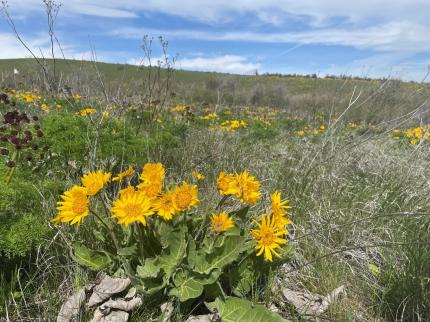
(0, 110, 49, 168)
(0, 93, 10, 104)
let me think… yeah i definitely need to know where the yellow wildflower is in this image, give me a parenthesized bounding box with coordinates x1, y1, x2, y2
(200, 113, 218, 120)
(111, 190, 154, 226)
(217, 171, 261, 205)
(41, 103, 49, 112)
(252, 214, 287, 262)
(119, 186, 136, 198)
(112, 166, 135, 182)
(217, 171, 239, 196)
(24, 94, 36, 103)
(210, 211, 234, 233)
(171, 105, 187, 113)
(79, 108, 97, 116)
(192, 171, 205, 180)
(230, 120, 240, 129)
(270, 191, 291, 218)
(235, 171, 261, 205)
(81, 170, 111, 196)
(140, 162, 165, 184)
(52, 186, 89, 225)
(172, 181, 199, 211)
(270, 191, 292, 228)
(138, 181, 163, 200)
(153, 191, 177, 220)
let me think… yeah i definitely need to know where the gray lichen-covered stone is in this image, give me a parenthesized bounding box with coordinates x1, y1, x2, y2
(91, 309, 129, 322)
(160, 302, 175, 322)
(57, 288, 86, 322)
(281, 285, 346, 316)
(87, 275, 131, 308)
(185, 313, 221, 322)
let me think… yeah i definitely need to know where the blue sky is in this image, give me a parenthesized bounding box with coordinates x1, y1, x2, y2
(1, 0, 430, 81)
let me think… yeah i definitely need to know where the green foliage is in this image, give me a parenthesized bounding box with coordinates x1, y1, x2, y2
(41, 113, 90, 162)
(59, 162, 289, 321)
(0, 214, 49, 258)
(230, 257, 257, 297)
(380, 218, 430, 321)
(169, 270, 205, 301)
(0, 266, 19, 307)
(134, 226, 259, 303)
(0, 167, 50, 258)
(189, 236, 250, 275)
(246, 123, 279, 141)
(207, 297, 289, 322)
(72, 243, 113, 272)
(42, 113, 188, 165)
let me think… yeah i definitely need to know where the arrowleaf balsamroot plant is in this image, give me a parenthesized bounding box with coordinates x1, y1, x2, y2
(51, 163, 294, 316)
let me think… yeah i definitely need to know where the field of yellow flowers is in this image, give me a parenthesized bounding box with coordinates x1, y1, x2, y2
(1, 84, 430, 322)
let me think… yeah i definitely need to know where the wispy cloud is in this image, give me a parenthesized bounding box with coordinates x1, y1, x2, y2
(69, 4, 137, 18)
(5, 0, 430, 26)
(0, 32, 48, 59)
(111, 21, 430, 53)
(0, 31, 111, 62)
(177, 55, 260, 74)
(128, 54, 260, 74)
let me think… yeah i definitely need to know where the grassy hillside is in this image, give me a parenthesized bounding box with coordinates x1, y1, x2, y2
(0, 58, 430, 321)
(0, 58, 427, 94)
(1, 58, 429, 125)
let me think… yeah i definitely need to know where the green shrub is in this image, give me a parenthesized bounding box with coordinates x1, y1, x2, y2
(0, 214, 49, 258)
(0, 172, 50, 258)
(42, 113, 188, 165)
(246, 123, 279, 141)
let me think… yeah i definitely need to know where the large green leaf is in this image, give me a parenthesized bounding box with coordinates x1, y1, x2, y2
(190, 236, 248, 274)
(159, 225, 188, 278)
(230, 258, 256, 297)
(136, 257, 161, 279)
(224, 226, 241, 237)
(207, 297, 289, 322)
(169, 270, 204, 302)
(117, 244, 137, 257)
(157, 221, 174, 248)
(136, 226, 188, 295)
(72, 243, 112, 271)
(203, 282, 224, 300)
(139, 277, 166, 295)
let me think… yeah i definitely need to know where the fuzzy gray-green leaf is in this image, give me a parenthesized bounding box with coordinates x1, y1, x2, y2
(207, 297, 289, 322)
(72, 243, 112, 271)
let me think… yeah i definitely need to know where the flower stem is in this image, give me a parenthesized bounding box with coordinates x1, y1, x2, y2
(5, 150, 19, 185)
(136, 223, 145, 258)
(90, 209, 119, 250)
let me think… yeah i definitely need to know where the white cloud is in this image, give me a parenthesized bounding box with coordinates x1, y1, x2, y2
(4, 0, 430, 26)
(111, 21, 430, 53)
(68, 4, 137, 18)
(177, 55, 260, 74)
(3, 0, 137, 18)
(0, 31, 110, 62)
(5, 0, 430, 54)
(0, 32, 47, 59)
(127, 54, 260, 74)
